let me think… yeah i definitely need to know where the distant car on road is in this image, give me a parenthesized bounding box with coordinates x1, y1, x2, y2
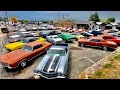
(78, 36, 117, 51)
(34, 44, 69, 79)
(0, 42, 52, 69)
(46, 35, 64, 44)
(8, 35, 21, 43)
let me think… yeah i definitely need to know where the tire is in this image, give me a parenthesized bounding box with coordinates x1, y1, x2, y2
(79, 43, 85, 47)
(103, 46, 108, 51)
(20, 60, 27, 68)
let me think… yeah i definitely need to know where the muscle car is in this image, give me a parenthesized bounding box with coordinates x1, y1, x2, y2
(0, 42, 52, 69)
(78, 37, 118, 51)
(58, 34, 76, 42)
(34, 44, 69, 79)
(30, 32, 39, 37)
(101, 34, 120, 45)
(46, 35, 64, 44)
(8, 35, 21, 43)
(90, 31, 103, 36)
(70, 33, 84, 41)
(5, 37, 45, 51)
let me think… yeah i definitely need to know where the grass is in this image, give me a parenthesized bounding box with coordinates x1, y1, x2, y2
(89, 53, 120, 79)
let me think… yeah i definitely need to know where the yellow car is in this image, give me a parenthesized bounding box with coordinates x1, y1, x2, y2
(70, 33, 84, 40)
(5, 37, 45, 51)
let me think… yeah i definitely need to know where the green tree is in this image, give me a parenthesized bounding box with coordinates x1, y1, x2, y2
(89, 12, 100, 22)
(104, 17, 116, 24)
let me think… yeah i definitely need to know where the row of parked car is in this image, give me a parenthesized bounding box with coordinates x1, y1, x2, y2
(0, 27, 70, 79)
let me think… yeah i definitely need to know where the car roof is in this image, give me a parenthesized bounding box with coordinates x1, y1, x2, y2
(10, 35, 20, 38)
(26, 41, 42, 47)
(90, 36, 104, 40)
(21, 32, 30, 34)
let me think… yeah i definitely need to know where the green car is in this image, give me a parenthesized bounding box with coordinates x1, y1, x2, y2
(58, 34, 76, 42)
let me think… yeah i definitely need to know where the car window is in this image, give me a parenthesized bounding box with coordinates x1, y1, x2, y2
(89, 39, 96, 42)
(95, 39, 101, 42)
(28, 39, 35, 42)
(33, 44, 42, 50)
(103, 36, 108, 39)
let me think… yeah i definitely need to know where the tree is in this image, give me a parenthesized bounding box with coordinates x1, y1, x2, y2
(89, 12, 100, 22)
(104, 17, 116, 24)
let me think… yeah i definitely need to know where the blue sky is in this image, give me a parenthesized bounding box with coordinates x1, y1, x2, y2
(1, 11, 120, 21)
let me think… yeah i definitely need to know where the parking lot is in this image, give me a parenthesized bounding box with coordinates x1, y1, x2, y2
(0, 26, 113, 79)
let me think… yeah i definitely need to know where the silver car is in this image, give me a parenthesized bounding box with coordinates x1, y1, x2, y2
(34, 44, 69, 79)
(46, 35, 64, 44)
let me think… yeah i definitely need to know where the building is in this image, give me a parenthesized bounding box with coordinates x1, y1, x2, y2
(90, 22, 106, 30)
(105, 22, 119, 30)
(53, 20, 94, 29)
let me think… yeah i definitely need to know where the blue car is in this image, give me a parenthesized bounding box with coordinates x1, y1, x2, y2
(90, 31, 103, 36)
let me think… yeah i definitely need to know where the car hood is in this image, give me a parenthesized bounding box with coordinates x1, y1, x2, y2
(106, 41, 117, 45)
(5, 42, 24, 49)
(0, 49, 30, 64)
(35, 54, 65, 74)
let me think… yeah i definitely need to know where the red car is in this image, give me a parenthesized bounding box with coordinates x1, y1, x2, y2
(74, 29, 87, 33)
(78, 37, 118, 51)
(101, 34, 120, 45)
(0, 42, 52, 69)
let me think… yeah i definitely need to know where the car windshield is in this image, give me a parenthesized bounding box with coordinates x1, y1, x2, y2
(47, 49, 65, 55)
(21, 39, 28, 43)
(22, 45, 33, 51)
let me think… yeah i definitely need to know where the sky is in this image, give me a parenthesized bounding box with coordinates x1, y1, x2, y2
(1, 11, 120, 21)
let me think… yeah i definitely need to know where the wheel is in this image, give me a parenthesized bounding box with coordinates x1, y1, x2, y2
(20, 60, 27, 68)
(103, 46, 108, 51)
(79, 43, 85, 47)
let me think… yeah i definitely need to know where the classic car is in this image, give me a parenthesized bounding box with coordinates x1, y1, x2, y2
(90, 30, 103, 36)
(61, 27, 67, 32)
(30, 32, 39, 37)
(58, 34, 76, 42)
(34, 44, 69, 79)
(8, 35, 21, 43)
(19, 28, 27, 32)
(1, 28, 9, 33)
(49, 31, 61, 35)
(46, 35, 64, 44)
(78, 37, 117, 51)
(20, 32, 32, 37)
(0, 42, 52, 69)
(68, 28, 77, 33)
(101, 34, 120, 45)
(25, 26, 32, 31)
(70, 33, 84, 40)
(32, 27, 38, 31)
(80, 32, 93, 38)
(37, 26, 48, 30)
(39, 31, 51, 38)
(74, 29, 87, 33)
(5, 37, 45, 51)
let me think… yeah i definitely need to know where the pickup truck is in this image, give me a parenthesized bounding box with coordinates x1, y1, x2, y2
(0, 42, 52, 69)
(34, 44, 69, 79)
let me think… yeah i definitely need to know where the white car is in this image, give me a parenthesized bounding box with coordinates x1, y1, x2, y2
(46, 35, 64, 44)
(19, 28, 27, 32)
(30, 32, 39, 37)
(37, 26, 48, 30)
(32, 27, 38, 31)
(8, 35, 21, 43)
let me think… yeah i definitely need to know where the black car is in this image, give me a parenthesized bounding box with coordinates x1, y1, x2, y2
(80, 32, 93, 38)
(49, 31, 61, 35)
(1, 28, 9, 33)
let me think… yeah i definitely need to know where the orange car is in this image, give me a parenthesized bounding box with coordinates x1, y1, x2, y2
(0, 41, 52, 69)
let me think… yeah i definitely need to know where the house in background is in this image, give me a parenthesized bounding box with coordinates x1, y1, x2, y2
(105, 22, 119, 30)
(90, 22, 106, 30)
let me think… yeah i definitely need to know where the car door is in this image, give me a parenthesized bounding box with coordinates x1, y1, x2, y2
(88, 39, 97, 46)
(95, 39, 103, 47)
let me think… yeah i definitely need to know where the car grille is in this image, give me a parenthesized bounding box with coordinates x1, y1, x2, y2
(40, 71, 57, 78)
